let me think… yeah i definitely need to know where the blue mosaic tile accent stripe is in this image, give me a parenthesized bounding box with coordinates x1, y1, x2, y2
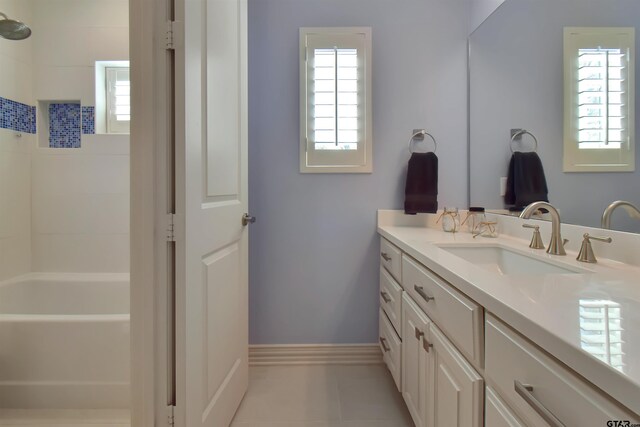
(0, 96, 36, 134)
(81, 106, 95, 135)
(49, 103, 81, 148)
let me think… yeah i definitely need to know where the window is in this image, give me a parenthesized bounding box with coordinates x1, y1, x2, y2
(106, 67, 130, 134)
(563, 27, 635, 172)
(300, 27, 372, 173)
(95, 61, 130, 134)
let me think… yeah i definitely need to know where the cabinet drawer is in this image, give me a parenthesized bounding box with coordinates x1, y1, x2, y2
(486, 386, 525, 427)
(486, 314, 639, 426)
(403, 254, 483, 367)
(380, 238, 402, 282)
(379, 308, 401, 391)
(380, 266, 402, 335)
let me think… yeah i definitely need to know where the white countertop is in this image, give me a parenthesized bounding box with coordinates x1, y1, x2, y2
(377, 212, 640, 416)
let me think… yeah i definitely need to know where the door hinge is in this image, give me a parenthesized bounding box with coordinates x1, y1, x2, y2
(166, 405, 175, 427)
(166, 213, 183, 242)
(165, 20, 175, 50)
(165, 20, 184, 50)
(166, 213, 176, 242)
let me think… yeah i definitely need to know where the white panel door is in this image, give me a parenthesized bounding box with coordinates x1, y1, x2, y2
(176, 0, 248, 425)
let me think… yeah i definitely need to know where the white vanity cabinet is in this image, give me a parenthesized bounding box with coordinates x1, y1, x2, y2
(379, 222, 640, 426)
(430, 323, 484, 427)
(379, 238, 404, 391)
(485, 386, 526, 427)
(400, 272, 483, 427)
(485, 314, 639, 426)
(401, 293, 430, 427)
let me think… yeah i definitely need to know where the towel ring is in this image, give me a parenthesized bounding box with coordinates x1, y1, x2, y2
(510, 129, 538, 153)
(408, 130, 437, 154)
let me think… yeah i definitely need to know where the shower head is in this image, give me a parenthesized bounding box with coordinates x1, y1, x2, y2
(0, 12, 31, 40)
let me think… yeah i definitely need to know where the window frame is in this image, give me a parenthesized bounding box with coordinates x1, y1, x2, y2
(299, 27, 373, 173)
(563, 27, 635, 172)
(106, 66, 131, 134)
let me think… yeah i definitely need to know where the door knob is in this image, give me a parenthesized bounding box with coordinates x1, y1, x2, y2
(242, 213, 256, 226)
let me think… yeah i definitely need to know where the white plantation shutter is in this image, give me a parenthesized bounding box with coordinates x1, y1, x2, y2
(577, 48, 626, 149)
(300, 28, 372, 173)
(106, 67, 131, 134)
(564, 27, 635, 172)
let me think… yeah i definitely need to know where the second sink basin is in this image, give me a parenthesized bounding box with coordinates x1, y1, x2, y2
(437, 244, 585, 276)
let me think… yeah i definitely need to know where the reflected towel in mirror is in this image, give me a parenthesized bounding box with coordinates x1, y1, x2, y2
(504, 152, 549, 209)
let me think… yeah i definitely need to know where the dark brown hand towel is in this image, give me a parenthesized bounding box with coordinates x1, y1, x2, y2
(504, 152, 549, 209)
(404, 152, 438, 214)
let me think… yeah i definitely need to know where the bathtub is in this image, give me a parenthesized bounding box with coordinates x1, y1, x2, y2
(0, 273, 130, 409)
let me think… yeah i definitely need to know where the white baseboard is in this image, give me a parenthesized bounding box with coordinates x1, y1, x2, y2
(249, 344, 383, 366)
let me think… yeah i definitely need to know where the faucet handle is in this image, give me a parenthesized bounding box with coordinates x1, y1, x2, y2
(522, 223, 545, 250)
(577, 233, 612, 263)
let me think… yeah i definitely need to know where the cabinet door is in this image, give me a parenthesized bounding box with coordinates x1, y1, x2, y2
(430, 324, 483, 427)
(402, 293, 430, 427)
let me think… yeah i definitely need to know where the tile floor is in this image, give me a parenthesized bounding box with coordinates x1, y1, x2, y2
(0, 364, 412, 427)
(231, 364, 414, 427)
(0, 409, 130, 427)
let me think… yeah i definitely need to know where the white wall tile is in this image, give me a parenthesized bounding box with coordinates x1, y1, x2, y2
(33, 66, 95, 105)
(33, 193, 129, 235)
(0, 56, 33, 105)
(32, 233, 129, 273)
(0, 235, 31, 280)
(31, 0, 129, 29)
(88, 27, 129, 63)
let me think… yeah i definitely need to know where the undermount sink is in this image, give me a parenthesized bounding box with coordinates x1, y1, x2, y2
(437, 244, 586, 276)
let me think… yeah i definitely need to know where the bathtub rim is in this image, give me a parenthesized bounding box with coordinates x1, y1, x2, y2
(0, 272, 130, 289)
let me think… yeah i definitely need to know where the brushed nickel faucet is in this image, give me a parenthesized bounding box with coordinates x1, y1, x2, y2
(519, 202, 567, 255)
(601, 200, 640, 229)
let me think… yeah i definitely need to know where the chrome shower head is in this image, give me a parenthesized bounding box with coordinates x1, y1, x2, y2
(0, 12, 31, 40)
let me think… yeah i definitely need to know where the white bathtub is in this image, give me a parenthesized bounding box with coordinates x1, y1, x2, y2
(0, 273, 130, 409)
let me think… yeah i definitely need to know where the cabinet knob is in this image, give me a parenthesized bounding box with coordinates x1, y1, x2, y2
(414, 327, 424, 340)
(381, 252, 392, 261)
(422, 338, 433, 353)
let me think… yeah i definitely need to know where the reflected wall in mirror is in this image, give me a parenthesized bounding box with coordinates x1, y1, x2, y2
(469, 0, 640, 233)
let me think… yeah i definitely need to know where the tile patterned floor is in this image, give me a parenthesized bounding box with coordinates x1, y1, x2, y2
(0, 365, 412, 427)
(231, 364, 414, 427)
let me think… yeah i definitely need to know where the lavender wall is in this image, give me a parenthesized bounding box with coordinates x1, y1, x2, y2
(248, 0, 469, 344)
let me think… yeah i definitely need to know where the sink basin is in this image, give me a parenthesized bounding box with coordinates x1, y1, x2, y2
(437, 245, 585, 276)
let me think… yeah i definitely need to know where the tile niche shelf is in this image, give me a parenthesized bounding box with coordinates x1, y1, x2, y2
(37, 100, 82, 149)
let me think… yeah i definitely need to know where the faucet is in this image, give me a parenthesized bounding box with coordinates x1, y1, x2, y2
(601, 200, 640, 229)
(519, 201, 566, 255)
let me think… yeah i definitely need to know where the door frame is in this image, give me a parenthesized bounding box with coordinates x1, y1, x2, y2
(130, 0, 174, 425)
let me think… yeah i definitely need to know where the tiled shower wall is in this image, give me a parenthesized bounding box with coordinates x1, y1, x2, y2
(0, 0, 129, 280)
(30, 0, 130, 273)
(0, 0, 34, 281)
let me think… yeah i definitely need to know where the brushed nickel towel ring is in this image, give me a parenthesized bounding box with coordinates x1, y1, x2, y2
(408, 129, 437, 154)
(510, 129, 538, 153)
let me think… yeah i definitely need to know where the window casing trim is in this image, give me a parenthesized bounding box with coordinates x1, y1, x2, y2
(299, 27, 373, 173)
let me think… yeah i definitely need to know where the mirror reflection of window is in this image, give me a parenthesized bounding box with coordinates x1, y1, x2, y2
(563, 27, 635, 172)
(579, 299, 624, 372)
